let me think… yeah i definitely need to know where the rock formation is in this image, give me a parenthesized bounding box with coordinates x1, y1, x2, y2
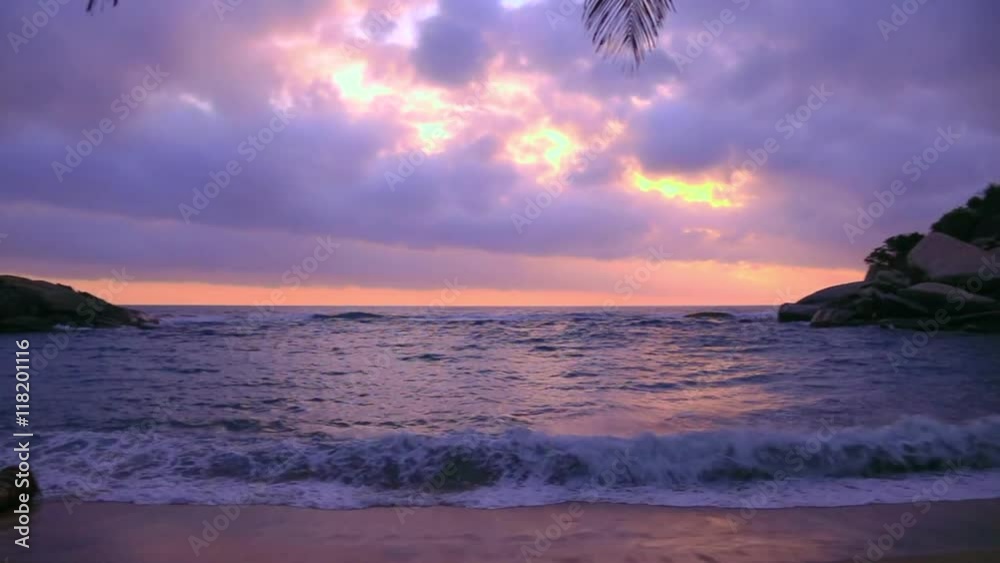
(0, 275, 157, 332)
(907, 232, 997, 285)
(684, 312, 736, 319)
(779, 184, 1000, 332)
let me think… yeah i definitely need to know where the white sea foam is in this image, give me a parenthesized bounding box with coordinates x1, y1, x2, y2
(34, 415, 1000, 510)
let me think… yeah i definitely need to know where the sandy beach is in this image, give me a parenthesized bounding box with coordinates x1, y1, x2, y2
(2, 499, 998, 563)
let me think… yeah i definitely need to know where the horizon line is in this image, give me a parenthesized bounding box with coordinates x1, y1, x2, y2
(130, 303, 779, 308)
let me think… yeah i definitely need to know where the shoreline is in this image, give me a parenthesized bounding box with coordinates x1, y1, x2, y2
(3, 499, 998, 562)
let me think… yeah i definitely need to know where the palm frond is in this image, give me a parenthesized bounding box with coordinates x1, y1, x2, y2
(83, 0, 674, 70)
(86, 0, 119, 12)
(583, 0, 676, 69)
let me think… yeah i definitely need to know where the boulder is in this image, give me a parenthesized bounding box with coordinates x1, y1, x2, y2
(778, 303, 821, 322)
(898, 282, 999, 314)
(0, 275, 157, 333)
(797, 281, 867, 305)
(907, 232, 996, 284)
(952, 311, 1000, 333)
(810, 307, 865, 328)
(863, 267, 911, 291)
(0, 466, 38, 512)
(869, 290, 930, 318)
(684, 312, 735, 320)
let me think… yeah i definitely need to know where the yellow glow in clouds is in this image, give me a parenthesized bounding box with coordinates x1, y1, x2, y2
(332, 62, 391, 106)
(631, 169, 736, 207)
(508, 125, 580, 181)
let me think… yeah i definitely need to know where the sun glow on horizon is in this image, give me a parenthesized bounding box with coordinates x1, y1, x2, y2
(33, 260, 864, 307)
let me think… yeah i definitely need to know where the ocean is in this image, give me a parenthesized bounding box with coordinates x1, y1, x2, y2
(7, 306, 1000, 511)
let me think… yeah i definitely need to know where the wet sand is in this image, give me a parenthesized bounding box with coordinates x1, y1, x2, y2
(2, 499, 998, 562)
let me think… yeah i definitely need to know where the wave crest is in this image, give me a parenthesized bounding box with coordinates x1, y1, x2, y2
(36, 416, 1000, 499)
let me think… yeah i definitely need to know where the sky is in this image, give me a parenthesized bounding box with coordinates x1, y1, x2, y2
(1, 0, 997, 306)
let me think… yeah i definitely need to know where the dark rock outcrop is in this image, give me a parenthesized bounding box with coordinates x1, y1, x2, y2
(898, 282, 999, 314)
(797, 282, 867, 305)
(952, 311, 1000, 333)
(779, 283, 868, 325)
(867, 290, 929, 319)
(779, 232, 999, 331)
(810, 307, 865, 328)
(780, 282, 879, 327)
(684, 312, 735, 320)
(803, 185, 1000, 332)
(863, 267, 911, 291)
(778, 303, 822, 322)
(0, 275, 157, 333)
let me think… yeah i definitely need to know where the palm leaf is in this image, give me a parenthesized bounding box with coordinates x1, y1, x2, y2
(583, 0, 676, 68)
(86, 0, 119, 11)
(83, 0, 676, 70)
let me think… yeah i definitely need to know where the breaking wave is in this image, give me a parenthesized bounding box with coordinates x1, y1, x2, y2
(34, 416, 1000, 509)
